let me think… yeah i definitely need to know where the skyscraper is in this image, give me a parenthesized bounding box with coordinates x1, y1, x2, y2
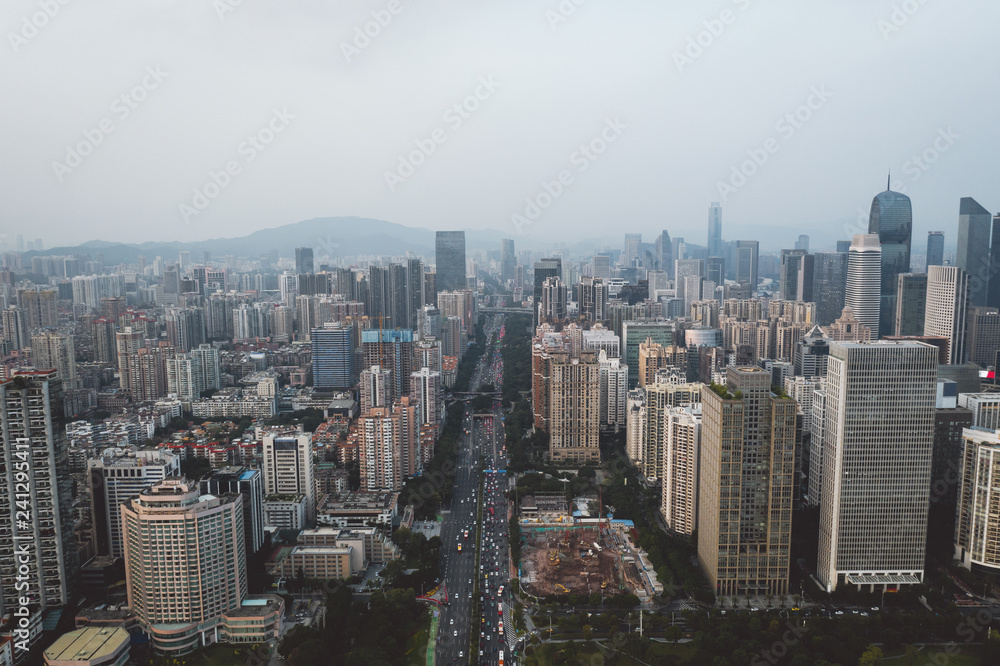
(655, 230, 673, 277)
(735, 240, 759, 292)
(262, 433, 315, 523)
(988, 215, 1000, 310)
(957, 197, 991, 307)
(706, 257, 725, 287)
(894, 273, 927, 337)
(31, 329, 77, 388)
(435, 230, 466, 292)
(0, 370, 79, 619)
(122, 477, 247, 654)
(660, 405, 702, 536)
(89, 449, 181, 558)
(868, 183, 913, 337)
(623, 233, 642, 267)
(500, 239, 516, 282)
(294, 247, 314, 274)
(965, 307, 1000, 368)
(779, 249, 807, 301)
(592, 254, 611, 280)
(955, 428, 1000, 573)
(707, 202, 723, 257)
(200, 466, 265, 556)
(817, 340, 937, 593)
(812, 252, 848, 326)
(794, 234, 810, 252)
(312, 322, 356, 389)
(548, 351, 600, 463)
(533, 258, 562, 325)
(845, 234, 882, 335)
(698, 367, 795, 597)
(926, 231, 945, 269)
(924, 265, 970, 364)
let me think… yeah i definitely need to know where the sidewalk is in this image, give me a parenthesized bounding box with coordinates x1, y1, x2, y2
(426, 613, 438, 666)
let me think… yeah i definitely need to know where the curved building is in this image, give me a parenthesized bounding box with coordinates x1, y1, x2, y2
(868, 184, 913, 337)
(955, 427, 1000, 575)
(845, 234, 882, 334)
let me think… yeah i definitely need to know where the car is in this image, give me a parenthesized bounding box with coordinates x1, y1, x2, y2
(454, 630, 458, 637)
(450, 618, 454, 625)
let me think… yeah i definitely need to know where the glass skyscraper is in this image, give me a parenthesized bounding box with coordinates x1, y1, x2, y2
(435, 230, 466, 292)
(957, 197, 992, 307)
(868, 183, 913, 337)
(926, 231, 944, 268)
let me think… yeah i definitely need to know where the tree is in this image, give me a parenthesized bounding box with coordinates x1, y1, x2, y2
(859, 644, 884, 666)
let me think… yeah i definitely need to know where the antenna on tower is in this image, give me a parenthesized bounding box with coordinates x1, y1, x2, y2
(887, 171, 891, 191)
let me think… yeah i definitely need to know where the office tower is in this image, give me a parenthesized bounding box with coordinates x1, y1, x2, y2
(201, 467, 265, 556)
(811, 252, 847, 326)
(660, 405, 702, 536)
(966, 307, 1000, 368)
(533, 258, 562, 325)
(0, 370, 78, 616)
(655, 230, 673, 277)
(793, 253, 815, 302)
(931, 380, 972, 509)
(549, 351, 600, 463)
(539, 276, 567, 322)
(405, 258, 424, 330)
(622, 321, 674, 388)
(779, 249, 807, 301)
(262, 433, 315, 523)
(1, 305, 28, 350)
(817, 340, 937, 593)
(705, 203, 722, 258)
(435, 231, 466, 292)
(698, 367, 795, 597)
(959, 393, 1000, 430)
(360, 365, 392, 414)
(501, 239, 516, 282)
(795, 234, 809, 252)
(924, 265, 970, 365)
(579, 277, 609, 323)
(894, 273, 927, 337)
(623, 233, 642, 266)
(706, 256, 725, 287)
(831, 240, 849, 254)
(955, 428, 1000, 573)
(592, 254, 612, 280)
(675, 258, 704, 284)
(122, 477, 247, 654)
(312, 322, 356, 389)
(89, 449, 181, 558)
(845, 234, 882, 334)
(31, 330, 77, 387)
(796, 326, 830, 377)
(410, 367, 444, 439)
(957, 197, 992, 307)
(361, 329, 414, 402)
(926, 231, 945, 269)
(20, 289, 57, 329)
(294, 247, 314, 274)
(423, 271, 437, 307)
(869, 183, 913, 337)
(989, 216, 1000, 310)
(597, 350, 627, 430)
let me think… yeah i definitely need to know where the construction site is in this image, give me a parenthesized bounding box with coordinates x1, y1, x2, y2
(518, 522, 663, 601)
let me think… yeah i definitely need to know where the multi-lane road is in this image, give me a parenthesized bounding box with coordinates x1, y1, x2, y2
(436, 315, 512, 665)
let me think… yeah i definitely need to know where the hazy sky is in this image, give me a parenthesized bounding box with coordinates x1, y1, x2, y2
(3, 0, 998, 251)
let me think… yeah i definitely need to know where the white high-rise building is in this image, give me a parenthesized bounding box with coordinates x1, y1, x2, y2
(660, 405, 701, 536)
(89, 449, 181, 558)
(923, 265, 970, 364)
(262, 433, 315, 523)
(817, 340, 937, 593)
(409, 367, 444, 435)
(626, 389, 646, 466)
(955, 427, 1000, 573)
(958, 393, 1000, 430)
(845, 234, 882, 335)
(597, 350, 628, 430)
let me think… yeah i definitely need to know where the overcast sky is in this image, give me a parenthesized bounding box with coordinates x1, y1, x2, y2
(3, 0, 998, 252)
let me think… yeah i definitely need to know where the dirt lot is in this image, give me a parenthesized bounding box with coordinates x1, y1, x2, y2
(522, 526, 619, 596)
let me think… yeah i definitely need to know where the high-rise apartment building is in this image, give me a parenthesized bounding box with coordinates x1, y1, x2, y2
(966, 307, 1000, 368)
(926, 231, 945, 269)
(698, 367, 795, 597)
(868, 184, 913, 337)
(660, 405, 701, 536)
(622, 321, 674, 388)
(262, 433, 315, 523)
(955, 427, 1000, 574)
(549, 351, 600, 463)
(294, 247, 314, 274)
(361, 329, 414, 402)
(501, 239, 516, 282)
(0, 370, 78, 622)
(116, 327, 144, 393)
(539, 277, 567, 323)
(637, 339, 687, 388)
(845, 234, 882, 335)
(1, 305, 28, 350)
(924, 265, 970, 365)
(312, 322, 356, 389)
(435, 231, 466, 293)
(31, 330, 77, 388)
(597, 350, 627, 430)
(358, 397, 421, 491)
(200, 466, 265, 556)
(410, 367, 443, 435)
(735, 240, 759, 292)
(360, 365, 392, 415)
(817, 340, 937, 593)
(707, 202, 723, 258)
(89, 449, 181, 558)
(20, 289, 58, 330)
(894, 273, 927, 337)
(122, 477, 247, 654)
(957, 197, 991, 307)
(533, 258, 562, 325)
